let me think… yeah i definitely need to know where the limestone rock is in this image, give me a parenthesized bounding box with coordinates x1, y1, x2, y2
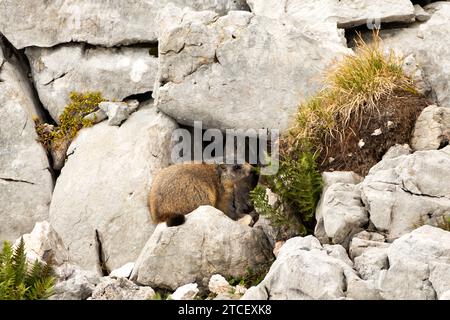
(401, 54, 432, 95)
(315, 171, 364, 246)
(247, 0, 415, 28)
(26, 45, 157, 122)
(382, 144, 412, 160)
(50, 265, 100, 300)
(0, 0, 249, 49)
(171, 283, 199, 300)
(83, 109, 107, 125)
(412, 105, 450, 151)
(414, 4, 432, 22)
(374, 2, 450, 108)
(349, 231, 390, 260)
(99, 101, 132, 126)
(0, 40, 53, 242)
(109, 262, 135, 279)
(131, 206, 274, 290)
(209, 274, 232, 296)
(50, 103, 177, 274)
(155, 10, 350, 132)
(379, 226, 450, 300)
(361, 146, 450, 240)
(354, 247, 389, 281)
(90, 277, 155, 300)
(321, 171, 363, 188)
(316, 183, 368, 248)
(241, 236, 359, 300)
(14, 221, 68, 266)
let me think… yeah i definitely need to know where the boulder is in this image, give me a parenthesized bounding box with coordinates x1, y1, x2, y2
(209, 274, 233, 296)
(382, 143, 412, 160)
(401, 54, 431, 96)
(99, 101, 134, 126)
(209, 274, 247, 300)
(316, 183, 368, 248)
(346, 278, 383, 300)
(321, 171, 363, 188)
(314, 171, 363, 245)
(0, 0, 249, 49)
(171, 283, 199, 300)
(155, 9, 350, 132)
(246, 0, 415, 28)
(241, 236, 359, 300)
(0, 40, 53, 242)
(26, 45, 157, 122)
(361, 146, 450, 240)
(83, 109, 107, 125)
(14, 221, 68, 266)
(354, 247, 389, 281)
(49, 103, 177, 274)
(374, 2, 450, 108)
(412, 105, 450, 151)
(349, 231, 390, 260)
(90, 277, 155, 300)
(50, 265, 100, 300)
(109, 262, 135, 279)
(379, 226, 450, 300)
(131, 206, 274, 290)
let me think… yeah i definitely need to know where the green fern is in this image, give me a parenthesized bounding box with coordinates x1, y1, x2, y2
(0, 238, 55, 300)
(250, 185, 291, 228)
(252, 150, 323, 236)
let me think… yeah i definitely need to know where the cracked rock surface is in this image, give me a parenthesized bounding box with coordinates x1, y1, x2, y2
(361, 146, 450, 241)
(412, 105, 450, 151)
(155, 8, 350, 132)
(0, 0, 249, 49)
(49, 102, 177, 274)
(26, 44, 158, 122)
(131, 206, 274, 290)
(379, 225, 450, 300)
(370, 2, 450, 108)
(0, 40, 53, 242)
(242, 236, 359, 300)
(247, 0, 415, 28)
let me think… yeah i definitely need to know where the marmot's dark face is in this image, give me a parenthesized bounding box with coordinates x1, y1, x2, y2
(227, 163, 259, 215)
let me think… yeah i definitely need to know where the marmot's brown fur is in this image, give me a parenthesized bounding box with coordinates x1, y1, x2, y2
(149, 163, 258, 226)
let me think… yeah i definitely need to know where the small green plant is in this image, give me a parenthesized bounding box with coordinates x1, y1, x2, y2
(227, 262, 273, 289)
(0, 238, 55, 300)
(151, 291, 173, 300)
(250, 185, 290, 228)
(439, 217, 450, 231)
(252, 151, 323, 235)
(35, 91, 104, 150)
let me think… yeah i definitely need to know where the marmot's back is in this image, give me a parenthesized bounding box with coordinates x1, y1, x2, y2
(149, 163, 221, 226)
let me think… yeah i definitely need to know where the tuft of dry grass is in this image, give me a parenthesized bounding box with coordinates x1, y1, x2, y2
(282, 32, 417, 161)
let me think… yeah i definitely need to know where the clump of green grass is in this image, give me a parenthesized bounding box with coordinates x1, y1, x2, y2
(0, 238, 55, 300)
(35, 91, 104, 150)
(284, 32, 415, 157)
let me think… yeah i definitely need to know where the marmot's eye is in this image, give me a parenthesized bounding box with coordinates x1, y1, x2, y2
(232, 164, 242, 171)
